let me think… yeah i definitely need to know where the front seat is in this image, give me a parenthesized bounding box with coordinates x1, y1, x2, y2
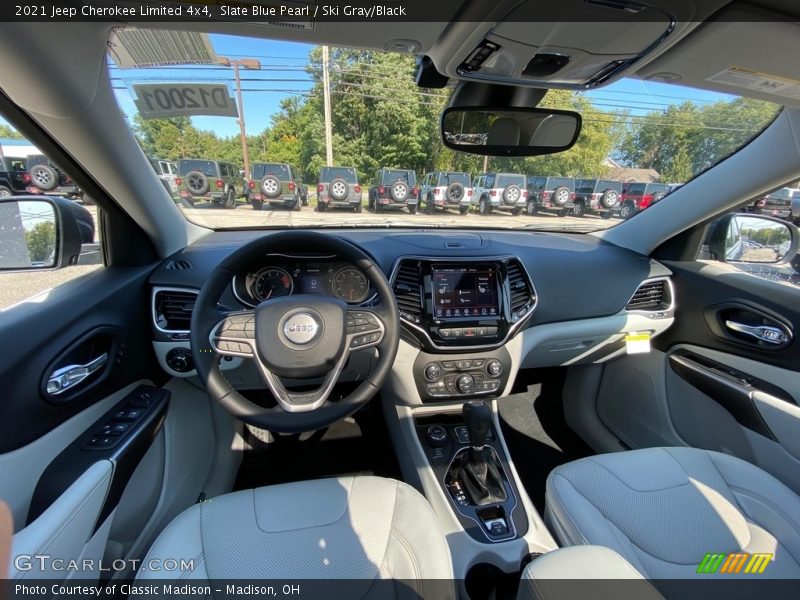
(546, 447, 800, 578)
(137, 476, 454, 596)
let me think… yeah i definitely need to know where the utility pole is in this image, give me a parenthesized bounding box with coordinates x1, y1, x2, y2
(218, 57, 261, 177)
(482, 155, 489, 172)
(322, 45, 334, 166)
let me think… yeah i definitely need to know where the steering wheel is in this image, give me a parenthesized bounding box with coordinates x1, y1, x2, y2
(191, 231, 399, 433)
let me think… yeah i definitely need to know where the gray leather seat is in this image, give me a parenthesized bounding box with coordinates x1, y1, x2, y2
(138, 476, 454, 596)
(546, 447, 800, 578)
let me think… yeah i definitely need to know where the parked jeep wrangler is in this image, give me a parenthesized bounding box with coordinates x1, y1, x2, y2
(471, 173, 527, 215)
(368, 169, 418, 213)
(525, 176, 576, 216)
(149, 158, 179, 197)
(573, 178, 623, 218)
(176, 159, 240, 208)
(617, 182, 671, 219)
(0, 155, 30, 197)
(316, 166, 361, 212)
(247, 162, 305, 211)
(419, 171, 472, 214)
(25, 154, 86, 201)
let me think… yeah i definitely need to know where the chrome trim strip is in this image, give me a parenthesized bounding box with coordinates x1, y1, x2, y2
(151, 286, 200, 334)
(388, 255, 538, 351)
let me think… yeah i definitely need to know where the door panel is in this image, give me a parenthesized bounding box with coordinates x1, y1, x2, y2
(593, 260, 800, 494)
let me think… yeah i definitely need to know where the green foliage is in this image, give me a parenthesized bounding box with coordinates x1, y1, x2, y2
(618, 98, 778, 182)
(25, 221, 56, 263)
(0, 124, 23, 139)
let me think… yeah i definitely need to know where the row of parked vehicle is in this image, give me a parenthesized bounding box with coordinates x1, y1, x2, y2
(147, 157, 684, 218)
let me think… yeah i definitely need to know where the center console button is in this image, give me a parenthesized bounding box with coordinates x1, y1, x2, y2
(426, 425, 448, 447)
(424, 363, 442, 381)
(456, 374, 475, 394)
(442, 360, 455, 369)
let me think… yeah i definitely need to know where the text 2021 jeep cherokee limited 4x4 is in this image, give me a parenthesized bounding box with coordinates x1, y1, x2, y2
(247, 162, 304, 211)
(472, 173, 527, 215)
(316, 166, 362, 212)
(368, 168, 419, 213)
(419, 171, 472, 214)
(176, 159, 240, 208)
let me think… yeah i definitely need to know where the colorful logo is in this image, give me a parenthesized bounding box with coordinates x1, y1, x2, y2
(697, 552, 773, 574)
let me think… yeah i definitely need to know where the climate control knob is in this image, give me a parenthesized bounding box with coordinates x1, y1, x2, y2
(424, 363, 442, 381)
(486, 359, 503, 378)
(456, 374, 475, 394)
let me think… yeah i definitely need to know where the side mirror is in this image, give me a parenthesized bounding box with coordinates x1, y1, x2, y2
(703, 213, 799, 264)
(441, 106, 581, 157)
(0, 196, 95, 271)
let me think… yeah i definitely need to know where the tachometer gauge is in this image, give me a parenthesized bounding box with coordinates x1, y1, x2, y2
(252, 267, 293, 302)
(332, 267, 370, 304)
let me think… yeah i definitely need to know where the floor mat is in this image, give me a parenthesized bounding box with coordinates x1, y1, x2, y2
(233, 403, 402, 491)
(498, 369, 593, 513)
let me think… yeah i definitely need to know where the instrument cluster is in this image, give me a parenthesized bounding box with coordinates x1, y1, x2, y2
(233, 259, 374, 307)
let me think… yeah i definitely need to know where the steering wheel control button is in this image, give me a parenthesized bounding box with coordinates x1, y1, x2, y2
(426, 425, 448, 447)
(424, 363, 442, 381)
(283, 311, 321, 345)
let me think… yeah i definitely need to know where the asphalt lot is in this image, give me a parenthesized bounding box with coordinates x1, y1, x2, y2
(1, 198, 798, 310)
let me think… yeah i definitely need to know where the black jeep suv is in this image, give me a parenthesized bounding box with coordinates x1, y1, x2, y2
(247, 163, 305, 211)
(26, 155, 84, 200)
(368, 169, 418, 213)
(0, 155, 30, 197)
(525, 176, 576, 216)
(177, 159, 240, 208)
(573, 178, 623, 218)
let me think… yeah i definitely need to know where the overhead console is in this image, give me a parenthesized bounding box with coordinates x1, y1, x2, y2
(435, 0, 706, 90)
(391, 257, 536, 351)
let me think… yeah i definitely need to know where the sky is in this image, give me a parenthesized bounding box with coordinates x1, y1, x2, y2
(2, 31, 743, 141)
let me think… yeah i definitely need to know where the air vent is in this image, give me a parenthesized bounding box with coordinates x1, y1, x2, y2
(507, 260, 536, 320)
(393, 260, 423, 324)
(154, 289, 198, 332)
(164, 259, 193, 271)
(626, 279, 671, 311)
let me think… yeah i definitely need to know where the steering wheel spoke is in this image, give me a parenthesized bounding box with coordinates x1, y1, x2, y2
(210, 310, 256, 357)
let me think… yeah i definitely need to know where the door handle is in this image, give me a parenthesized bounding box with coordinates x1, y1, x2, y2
(724, 320, 791, 345)
(46, 353, 108, 395)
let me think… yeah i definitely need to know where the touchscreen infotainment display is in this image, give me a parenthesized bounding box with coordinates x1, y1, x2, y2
(432, 266, 499, 320)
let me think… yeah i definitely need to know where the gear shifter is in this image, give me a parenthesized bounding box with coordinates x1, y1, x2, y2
(453, 401, 507, 505)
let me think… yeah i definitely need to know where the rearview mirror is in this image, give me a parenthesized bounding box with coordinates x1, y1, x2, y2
(0, 196, 96, 271)
(703, 213, 799, 264)
(441, 106, 581, 157)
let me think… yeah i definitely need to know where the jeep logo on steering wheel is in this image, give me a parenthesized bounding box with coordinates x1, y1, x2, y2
(283, 312, 320, 345)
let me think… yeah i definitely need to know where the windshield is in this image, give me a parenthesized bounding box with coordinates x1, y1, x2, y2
(320, 167, 357, 183)
(109, 30, 780, 231)
(381, 170, 415, 185)
(252, 163, 291, 180)
(438, 173, 470, 187)
(178, 159, 219, 176)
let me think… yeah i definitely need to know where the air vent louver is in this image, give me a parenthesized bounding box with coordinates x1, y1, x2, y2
(507, 260, 535, 320)
(393, 260, 423, 324)
(154, 289, 197, 331)
(626, 279, 669, 311)
(164, 259, 193, 271)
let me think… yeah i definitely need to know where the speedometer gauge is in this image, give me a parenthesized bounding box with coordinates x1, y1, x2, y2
(332, 267, 369, 304)
(252, 267, 293, 302)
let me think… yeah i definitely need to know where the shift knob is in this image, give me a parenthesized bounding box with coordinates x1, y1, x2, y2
(462, 400, 491, 449)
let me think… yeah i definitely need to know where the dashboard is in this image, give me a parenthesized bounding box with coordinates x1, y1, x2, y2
(231, 258, 376, 307)
(148, 229, 676, 398)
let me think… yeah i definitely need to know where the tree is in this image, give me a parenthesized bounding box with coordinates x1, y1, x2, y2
(0, 124, 23, 140)
(25, 221, 56, 263)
